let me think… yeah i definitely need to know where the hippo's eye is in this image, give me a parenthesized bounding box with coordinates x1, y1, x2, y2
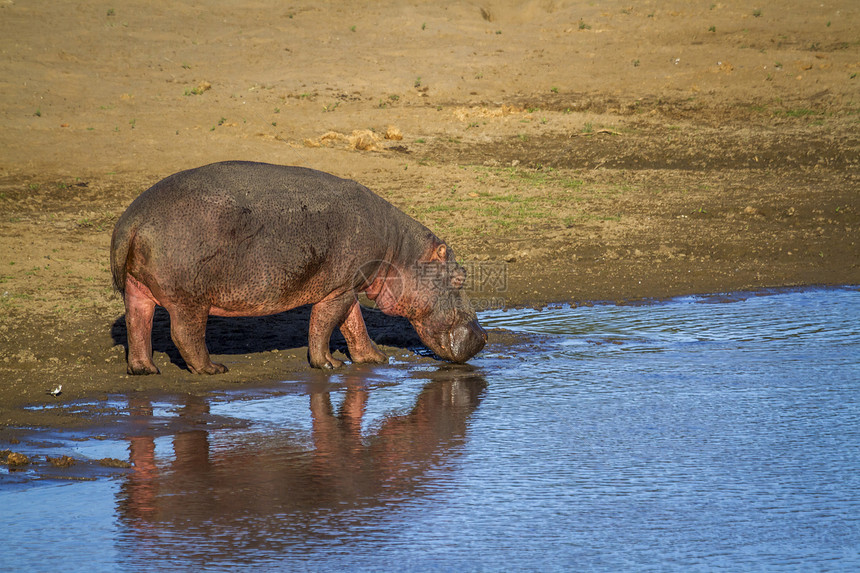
(450, 267, 466, 289)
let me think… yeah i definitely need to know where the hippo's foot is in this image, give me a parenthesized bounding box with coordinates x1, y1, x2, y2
(350, 346, 388, 365)
(128, 362, 160, 376)
(310, 351, 344, 370)
(188, 362, 229, 375)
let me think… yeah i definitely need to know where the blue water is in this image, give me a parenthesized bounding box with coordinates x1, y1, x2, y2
(2, 287, 859, 571)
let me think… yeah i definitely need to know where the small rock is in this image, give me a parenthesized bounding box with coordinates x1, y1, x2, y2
(98, 458, 132, 468)
(47, 455, 76, 468)
(2, 451, 30, 466)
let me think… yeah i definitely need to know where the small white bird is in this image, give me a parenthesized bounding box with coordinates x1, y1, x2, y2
(48, 384, 62, 396)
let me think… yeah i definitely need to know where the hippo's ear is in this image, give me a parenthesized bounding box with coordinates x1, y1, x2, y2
(430, 244, 447, 262)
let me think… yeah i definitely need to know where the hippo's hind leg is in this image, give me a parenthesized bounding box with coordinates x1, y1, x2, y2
(165, 302, 228, 375)
(124, 278, 160, 375)
(340, 299, 387, 365)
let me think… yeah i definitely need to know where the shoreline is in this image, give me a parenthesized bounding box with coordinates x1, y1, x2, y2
(1, 282, 857, 433)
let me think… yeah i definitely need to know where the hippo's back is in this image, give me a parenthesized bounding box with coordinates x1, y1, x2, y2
(116, 161, 395, 256)
(111, 161, 405, 297)
(128, 161, 368, 218)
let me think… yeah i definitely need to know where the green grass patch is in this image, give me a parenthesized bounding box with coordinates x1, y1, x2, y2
(424, 203, 458, 213)
(399, 166, 630, 241)
(776, 108, 820, 118)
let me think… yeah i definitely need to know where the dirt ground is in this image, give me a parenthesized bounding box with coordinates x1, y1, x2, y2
(0, 1, 858, 430)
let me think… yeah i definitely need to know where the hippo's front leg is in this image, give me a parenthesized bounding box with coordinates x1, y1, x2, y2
(308, 292, 355, 369)
(340, 299, 387, 365)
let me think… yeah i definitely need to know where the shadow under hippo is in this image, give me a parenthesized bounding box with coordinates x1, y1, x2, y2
(110, 304, 426, 373)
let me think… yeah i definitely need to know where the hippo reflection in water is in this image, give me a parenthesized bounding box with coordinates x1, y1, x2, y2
(110, 161, 487, 373)
(117, 371, 486, 554)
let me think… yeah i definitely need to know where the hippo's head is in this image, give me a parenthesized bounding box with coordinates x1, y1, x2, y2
(409, 260, 487, 363)
(364, 244, 487, 363)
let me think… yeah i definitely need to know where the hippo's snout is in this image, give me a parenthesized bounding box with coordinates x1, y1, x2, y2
(447, 319, 487, 363)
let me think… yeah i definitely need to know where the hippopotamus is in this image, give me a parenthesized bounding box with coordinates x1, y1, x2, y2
(110, 161, 486, 374)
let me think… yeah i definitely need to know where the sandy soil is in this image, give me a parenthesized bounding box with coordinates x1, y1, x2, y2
(0, 0, 858, 429)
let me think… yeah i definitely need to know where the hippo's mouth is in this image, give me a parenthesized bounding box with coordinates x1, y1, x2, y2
(416, 319, 487, 363)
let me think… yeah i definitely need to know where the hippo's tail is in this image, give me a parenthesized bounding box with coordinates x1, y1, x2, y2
(109, 220, 134, 296)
